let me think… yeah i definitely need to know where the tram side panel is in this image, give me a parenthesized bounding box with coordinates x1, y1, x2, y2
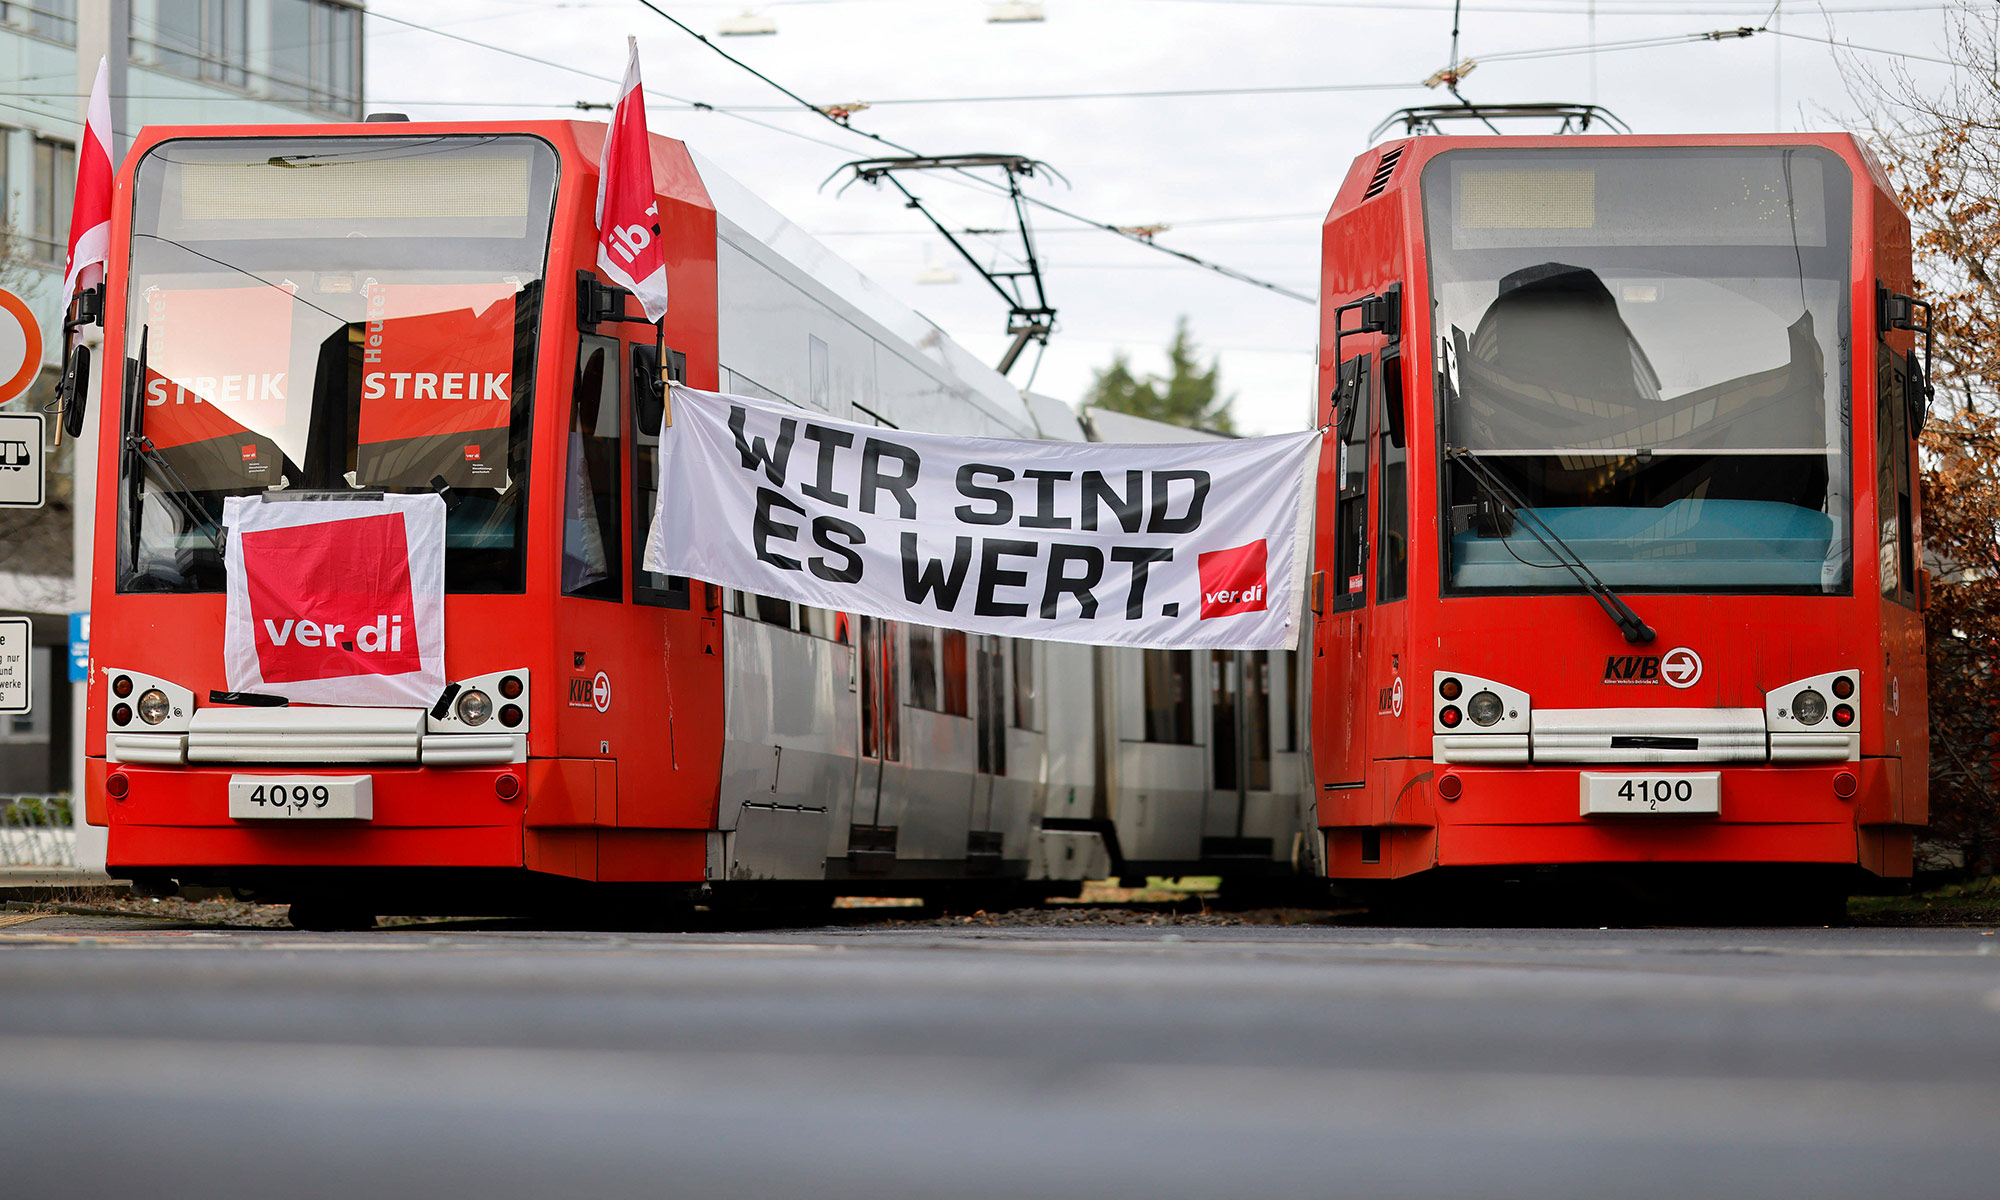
(702, 207, 1052, 884)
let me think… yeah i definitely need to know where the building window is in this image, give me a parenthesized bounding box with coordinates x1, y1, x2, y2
(148, 0, 248, 87)
(130, 0, 362, 119)
(8, 1, 77, 45)
(32, 136, 75, 265)
(268, 0, 362, 118)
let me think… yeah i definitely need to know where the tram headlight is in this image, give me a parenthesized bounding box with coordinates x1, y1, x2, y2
(1792, 688, 1828, 726)
(456, 689, 493, 727)
(1467, 691, 1504, 727)
(137, 689, 171, 726)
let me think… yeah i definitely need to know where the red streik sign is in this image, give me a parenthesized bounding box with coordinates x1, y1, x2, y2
(141, 285, 294, 484)
(357, 280, 517, 488)
(1197, 540, 1270, 620)
(241, 512, 422, 683)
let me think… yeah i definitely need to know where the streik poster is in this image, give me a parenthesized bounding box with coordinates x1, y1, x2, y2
(645, 385, 1321, 651)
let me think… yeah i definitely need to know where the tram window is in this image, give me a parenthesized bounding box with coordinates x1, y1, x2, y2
(631, 344, 690, 609)
(799, 606, 840, 641)
(1012, 641, 1037, 731)
(809, 335, 831, 411)
(1211, 650, 1238, 792)
(754, 594, 793, 628)
(860, 616, 901, 761)
(860, 617, 880, 759)
(1331, 354, 1371, 610)
(1376, 351, 1408, 602)
(1281, 650, 1300, 752)
(561, 335, 623, 600)
(1425, 147, 1856, 596)
(1246, 651, 1272, 792)
(1877, 341, 1917, 607)
(908, 625, 941, 711)
(941, 629, 970, 716)
(882, 626, 902, 762)
(1141, 649, 1196, 745)
(976, 635, 1007, 775)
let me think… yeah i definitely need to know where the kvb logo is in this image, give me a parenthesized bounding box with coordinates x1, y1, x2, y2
(1602, 646, 1703, 688)
(242, 513, 423, 683)
(1197, 540, 1269, 620)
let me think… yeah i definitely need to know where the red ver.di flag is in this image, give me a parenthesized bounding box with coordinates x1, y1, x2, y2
(221, 494, 447, 707)
(594, 36, 669, 321)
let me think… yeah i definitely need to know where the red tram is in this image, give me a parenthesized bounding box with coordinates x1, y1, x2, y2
(1312, 134, 1930, 910)
(77, 120, 1124, 926)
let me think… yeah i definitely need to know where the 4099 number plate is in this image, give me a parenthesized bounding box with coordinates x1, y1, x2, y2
(1580, 771, 1720, 816)
(228, 775, 373, 821)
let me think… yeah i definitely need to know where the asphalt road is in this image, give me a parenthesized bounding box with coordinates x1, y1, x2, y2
(3, 915, 1999, 1199)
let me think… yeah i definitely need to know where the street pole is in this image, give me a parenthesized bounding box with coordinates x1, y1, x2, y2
(70, 0, 129, 875)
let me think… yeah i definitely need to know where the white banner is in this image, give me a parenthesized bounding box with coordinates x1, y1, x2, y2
(222, 494, 447, 706)
(645, 385, 1321, 650)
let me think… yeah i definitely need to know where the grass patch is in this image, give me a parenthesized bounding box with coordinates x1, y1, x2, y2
(1849, 876, 2000, 925)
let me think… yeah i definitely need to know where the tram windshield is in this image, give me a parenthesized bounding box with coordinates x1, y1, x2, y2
(116, 134, 559, 594)
(1424, 147, 1853, 594)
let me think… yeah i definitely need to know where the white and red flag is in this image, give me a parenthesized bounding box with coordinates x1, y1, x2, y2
(595, 36, 669, 321)
(59, 57, 117, 319)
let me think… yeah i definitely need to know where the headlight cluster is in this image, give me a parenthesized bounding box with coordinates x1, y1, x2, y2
(456, 689, 493, 727)
(1790, 677, 1856, 728)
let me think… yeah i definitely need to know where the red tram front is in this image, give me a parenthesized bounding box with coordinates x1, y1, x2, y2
(1313, 134, 1929, 907)
(81, 122, 736, 920)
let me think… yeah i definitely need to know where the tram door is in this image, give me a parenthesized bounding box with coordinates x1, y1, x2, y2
(854, 616, 900, 830)
(1314, 354, 1372, 788)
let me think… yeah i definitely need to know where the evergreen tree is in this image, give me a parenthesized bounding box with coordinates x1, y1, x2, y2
(1083, 318, 1235, 433)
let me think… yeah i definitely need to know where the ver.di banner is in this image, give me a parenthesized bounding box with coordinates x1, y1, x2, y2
(644, 385, 1321, 650)
(222, 494, 447, 706)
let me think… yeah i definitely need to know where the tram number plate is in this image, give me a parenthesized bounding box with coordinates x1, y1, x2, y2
(228, 775, 373, 821)
(1580, 771, 1720, 816)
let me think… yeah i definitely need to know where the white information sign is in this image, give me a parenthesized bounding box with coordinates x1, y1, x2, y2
(0, 616, 31, 715)
(645, 384, 1322, 650)
(0, 412, 45, 509)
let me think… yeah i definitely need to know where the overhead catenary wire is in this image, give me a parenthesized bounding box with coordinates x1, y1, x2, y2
(629, 0, 1316, 305)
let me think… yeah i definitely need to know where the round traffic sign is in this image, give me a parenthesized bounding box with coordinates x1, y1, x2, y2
(0, 288, 45, 405)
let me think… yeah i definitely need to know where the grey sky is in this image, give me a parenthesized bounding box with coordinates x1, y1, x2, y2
(368, 0, 1964, 433)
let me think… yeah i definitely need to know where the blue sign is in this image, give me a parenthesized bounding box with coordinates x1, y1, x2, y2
(68, 611, 88, 683)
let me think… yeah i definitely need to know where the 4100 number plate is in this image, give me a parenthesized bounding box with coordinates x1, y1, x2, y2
(1580, 771, 1720, 817)
(228, 775, 373, 821)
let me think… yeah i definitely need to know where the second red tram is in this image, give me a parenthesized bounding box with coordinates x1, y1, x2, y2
(1311, 133, 1929, 907)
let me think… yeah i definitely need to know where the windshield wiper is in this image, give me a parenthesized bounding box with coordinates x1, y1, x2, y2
(1446, 446, 1655, 645)
(123, 325, 224, 552)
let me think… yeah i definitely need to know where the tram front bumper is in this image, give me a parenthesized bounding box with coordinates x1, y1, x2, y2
(90, 757, 529, 870)
(1327, 758, 1917, 877)
(1434, 759, 1906, 868)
